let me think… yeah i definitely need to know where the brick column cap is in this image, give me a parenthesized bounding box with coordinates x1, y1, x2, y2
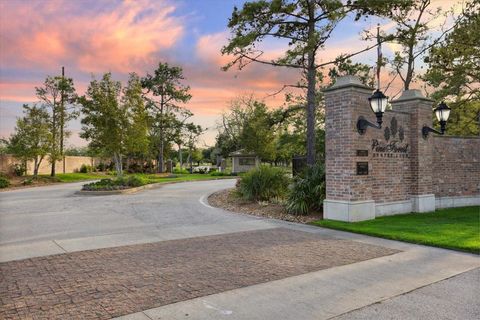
(323, 75, 372, 93)
(391, 89, 434, 104)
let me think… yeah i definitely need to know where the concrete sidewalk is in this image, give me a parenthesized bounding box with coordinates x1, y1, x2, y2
(332, 267, 479, 320)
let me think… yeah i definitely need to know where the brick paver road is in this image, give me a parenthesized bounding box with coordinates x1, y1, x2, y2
(0, 228, 398, 320)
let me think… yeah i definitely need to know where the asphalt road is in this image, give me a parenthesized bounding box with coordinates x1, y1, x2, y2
(0, 179, 274, 246)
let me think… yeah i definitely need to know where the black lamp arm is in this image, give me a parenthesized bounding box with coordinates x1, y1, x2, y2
(423, 120, 447, 138)
(422, 126, 443, 138)
(357, 116, 381, 135)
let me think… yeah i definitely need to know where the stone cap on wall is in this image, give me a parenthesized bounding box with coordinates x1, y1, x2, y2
(392, 89, 434, 103)
(323, 75, 372, 92)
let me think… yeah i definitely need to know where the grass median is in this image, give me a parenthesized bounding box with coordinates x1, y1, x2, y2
(312, 206, 480, 254)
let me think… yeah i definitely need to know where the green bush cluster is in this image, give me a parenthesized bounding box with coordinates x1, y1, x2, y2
(79, 164, 93, 173)
(12, 163, 26, 176)
(235, 162, 326, 215)
(210, 171, 229, 176)
(238, 165, 289, 201)
(173, 167, 189, 174)
(82, 175, 147, 191)
(0, 174, 10, 188)
(286, 162, 325, 215)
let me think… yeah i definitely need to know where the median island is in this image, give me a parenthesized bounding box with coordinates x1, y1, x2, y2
(80, 172, 235, 193)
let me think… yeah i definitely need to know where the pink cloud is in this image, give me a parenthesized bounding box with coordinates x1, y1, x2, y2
(0, 0, 184, 73)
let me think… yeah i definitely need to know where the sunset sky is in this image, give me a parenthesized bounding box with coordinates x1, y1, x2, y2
(0, 0, 459, 147)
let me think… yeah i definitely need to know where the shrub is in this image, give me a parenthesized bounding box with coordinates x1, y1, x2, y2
(125, 175, 146, 187)
(238, 165, 290, 201)
(22, 178, 33, 185)
(143, 161, 155, 173)
(12, 163, 26, 176)
(210, 170, 233, 177)
(127, 162, 143, 173)
(286, 162, 326, 215)
(79, 164, 93, 173)
(96, 162, 106, 172)
(173, 167, 189, 174)
(0, 176, 10, 188)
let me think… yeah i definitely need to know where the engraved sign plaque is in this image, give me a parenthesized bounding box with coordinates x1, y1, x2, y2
(356, 150, 368, 157)
(356, 162, 369, 175)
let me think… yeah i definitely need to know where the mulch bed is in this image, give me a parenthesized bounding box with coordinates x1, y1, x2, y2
(208, 188, 323, 224)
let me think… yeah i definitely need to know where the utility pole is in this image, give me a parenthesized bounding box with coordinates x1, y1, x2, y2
(60, 66, 65, 174)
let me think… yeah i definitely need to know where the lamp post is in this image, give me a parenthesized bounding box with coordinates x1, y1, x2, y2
(422, 101, 451, 138)
(357, 89, 389, 135)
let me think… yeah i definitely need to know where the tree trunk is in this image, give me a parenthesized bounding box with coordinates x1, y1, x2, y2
(178, 144, 183, 168)
(60, 66, 65, 174)
(158, 139, 164, 173)
(188, 149, 193, 173)
(34, 156, 45, 178)
(157, 95, 165, 173)
(305, 6, 317, 166)
(404, 49, 414, 90)
(51, 107, 56, 177)
(33, 158, 38, 178)
(113, 153, 123, 178)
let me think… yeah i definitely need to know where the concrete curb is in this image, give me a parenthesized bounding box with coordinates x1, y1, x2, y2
(75, 177, 238, 196)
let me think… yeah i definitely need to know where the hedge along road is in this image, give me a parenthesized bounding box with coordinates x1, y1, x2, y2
(0, 178, 279, 261)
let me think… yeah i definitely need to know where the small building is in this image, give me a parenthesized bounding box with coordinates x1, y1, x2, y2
(229, 150, 260, 174)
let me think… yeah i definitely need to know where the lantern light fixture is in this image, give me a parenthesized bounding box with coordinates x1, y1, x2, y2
(422, 101, 451, 138)
(357, 89, 389, 135)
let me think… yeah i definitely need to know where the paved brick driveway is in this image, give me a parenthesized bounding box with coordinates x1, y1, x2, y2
(0, 228, 398, 320)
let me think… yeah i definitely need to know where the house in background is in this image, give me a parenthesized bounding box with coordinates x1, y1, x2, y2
(229, 150, 260, 174)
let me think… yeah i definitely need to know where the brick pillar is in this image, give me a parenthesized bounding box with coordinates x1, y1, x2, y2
(391, 90, 435, 212)
(323, 76, 376, 221)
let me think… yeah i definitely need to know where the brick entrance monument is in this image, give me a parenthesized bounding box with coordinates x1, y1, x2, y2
(323, 76, 480, 221)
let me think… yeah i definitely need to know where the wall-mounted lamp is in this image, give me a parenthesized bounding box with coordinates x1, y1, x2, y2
(422, 101, 451, 138)
(357, 89, 389, 135)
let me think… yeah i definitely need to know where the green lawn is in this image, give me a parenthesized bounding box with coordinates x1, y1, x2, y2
(134, 173, 235, 184)
(312, 206, 480, 254)
(50, 173, 108, 182)
(48, 172, 235, 184)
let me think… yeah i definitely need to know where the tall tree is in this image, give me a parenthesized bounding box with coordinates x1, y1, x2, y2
(184, 123, 204, 171)
(221, 0, 409, 165)
(216, 95, 259, 158)
(141, 63, 192, 173)
(222, 0, 347, 165)
(79, 73, 127, 177)
(7, 104, 51, 177)
(422, 0, 479, 135)
(239, 101, 276, 161)
(36, 72, 77, 176)
(123, 73, 150, 160)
